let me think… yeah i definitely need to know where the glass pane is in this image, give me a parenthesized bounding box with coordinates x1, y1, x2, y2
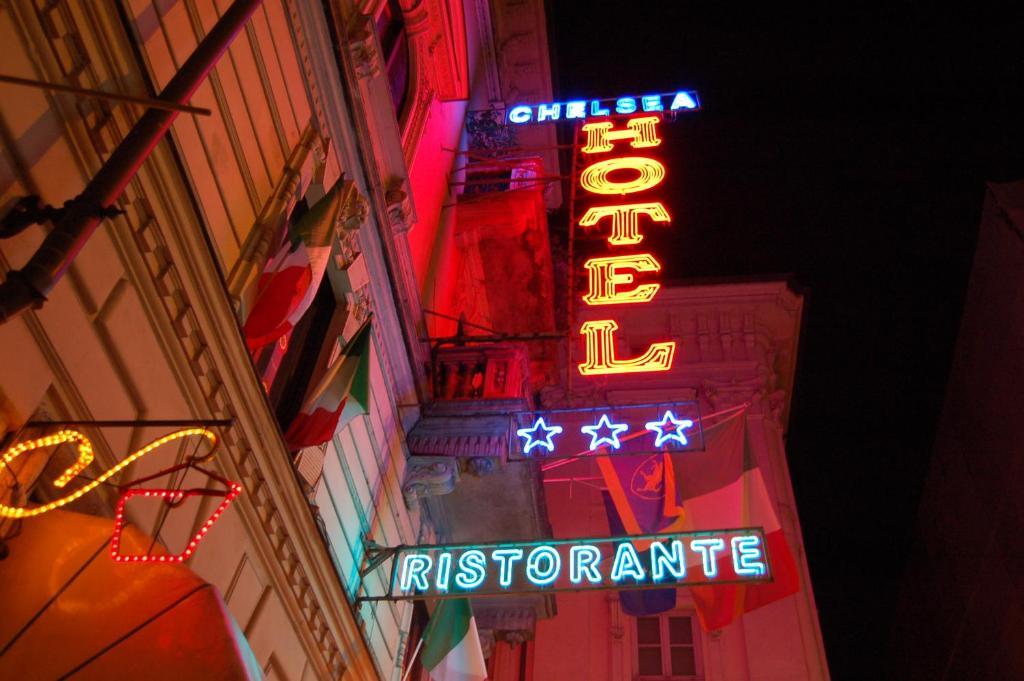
(377, 0, 404, 57)
(671, 646, 697, 676)
(386, 34, 409, 116)
(637, 617, 661, 644)
(669, 616, 693, 644)
(638, 647, 662, 675)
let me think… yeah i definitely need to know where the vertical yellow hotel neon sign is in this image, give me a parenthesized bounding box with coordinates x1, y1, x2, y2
(577, 115, 677, 375)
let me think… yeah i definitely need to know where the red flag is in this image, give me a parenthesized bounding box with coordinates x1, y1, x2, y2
(242, 180, 345, 352)
(283, 320, 372, 450)
(665, 413, 801, 630)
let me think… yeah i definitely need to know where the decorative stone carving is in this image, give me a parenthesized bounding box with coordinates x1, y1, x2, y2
(502, 630, 530, 646)
(341, 189, 369, 234)
(335, 189, 367, 271)
(402, 456, 459, 510)
(384, 179, 412, 233)
(700, 380, 757, 414)
(478, 629, 496, 659)
(347, 15, 381, 79)
(401, 0, 431, 36)
(335, 232, 362, 273)
(419, 0, 468, 101)
(402, 84, 435, 157)
(339, 289, 373, 344)
(474, 605, 537, 642)
(345, 285, 374, 327)
(463, 456, 496, 476)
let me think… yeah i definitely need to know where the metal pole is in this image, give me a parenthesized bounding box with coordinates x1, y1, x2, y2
(421, 331, 567, 345)
(24, 419, 233, 428)
(0, 74, 212, 116)
(227, 124, 320, 298)
(400, 637, 425, 681)
(0, 0, 263, 323)
(566, 123, 581, 402)
(447, 174, 568, 187)
(442, 143, 577, 155)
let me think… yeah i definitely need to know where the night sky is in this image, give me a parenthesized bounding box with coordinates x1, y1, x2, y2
(548, 3, 1024, 678)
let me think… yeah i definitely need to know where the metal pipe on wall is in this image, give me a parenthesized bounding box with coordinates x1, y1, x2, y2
(0, 0, 264, 323)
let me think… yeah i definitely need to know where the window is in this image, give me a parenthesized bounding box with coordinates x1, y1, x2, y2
(636, 613, 703, 680)
(376, 0, 410, 119)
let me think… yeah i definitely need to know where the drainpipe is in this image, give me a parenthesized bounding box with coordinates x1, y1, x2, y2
(0, 0, 263, 323)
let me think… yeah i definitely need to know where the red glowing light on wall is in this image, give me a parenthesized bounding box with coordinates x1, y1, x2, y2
(111, 482, 242, 563)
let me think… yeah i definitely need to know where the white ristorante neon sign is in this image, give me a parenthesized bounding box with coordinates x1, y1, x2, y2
(363, 529, 771, 602)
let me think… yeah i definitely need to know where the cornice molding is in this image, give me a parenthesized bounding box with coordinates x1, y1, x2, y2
(119, 141, 375, 679)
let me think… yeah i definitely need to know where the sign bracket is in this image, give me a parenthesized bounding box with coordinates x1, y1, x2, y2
(360, 539, 400, 579)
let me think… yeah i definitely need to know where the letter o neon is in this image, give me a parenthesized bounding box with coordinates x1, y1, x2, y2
(526, 546, 561, 586)
(580, 157, 665, 195)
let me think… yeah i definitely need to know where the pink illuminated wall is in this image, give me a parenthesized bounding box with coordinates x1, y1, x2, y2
(531, 281, 830, 681)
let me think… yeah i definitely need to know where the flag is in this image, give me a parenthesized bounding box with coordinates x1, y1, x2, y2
(664, 412, 801, 630)
(282, 320, 371, 450)
(596, 421, 688, 615)
(421, 599, 488, 681)
(242, 179, 346, 352)
(602, 491, 676, 616)
(597, 450, 687, 538)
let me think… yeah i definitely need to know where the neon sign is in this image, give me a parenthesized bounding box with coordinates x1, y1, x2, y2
(506, 91, 700, 125)
(111, 482, 241, 563)
(515, 417, 563, 455)
(509, 401, 702, 462)
(0, 428, 241, 562)
(580, 414, 629, 451)
(373, 529, 769, 601)
(644, 410, 695, 448)
(575, 113, 684, 376)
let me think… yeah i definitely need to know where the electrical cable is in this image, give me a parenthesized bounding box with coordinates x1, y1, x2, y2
(0, 535, 109, 657)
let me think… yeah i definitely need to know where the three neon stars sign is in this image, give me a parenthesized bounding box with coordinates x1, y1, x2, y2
(510, 402, 703, 462)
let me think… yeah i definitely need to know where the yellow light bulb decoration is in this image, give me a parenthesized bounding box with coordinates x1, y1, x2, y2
(0, 428, 218, 519)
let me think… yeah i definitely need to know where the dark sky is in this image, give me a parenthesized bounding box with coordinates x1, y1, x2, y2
(548, 3, 1024, 678)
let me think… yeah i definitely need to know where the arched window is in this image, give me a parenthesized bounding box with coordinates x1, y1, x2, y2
(375, 0, 410, 121)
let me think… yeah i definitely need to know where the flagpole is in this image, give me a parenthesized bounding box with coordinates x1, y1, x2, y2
(400, 637, 425, 681)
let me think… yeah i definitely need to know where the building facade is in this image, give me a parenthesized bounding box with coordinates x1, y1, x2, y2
(0, 0, 483, 678)
(532, 280, 830, 681)
(0, 1, 828, 679)
(888, 181, 1024, 680)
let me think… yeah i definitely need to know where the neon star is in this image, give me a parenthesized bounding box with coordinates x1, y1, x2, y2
(581, 414, 629, 451)
(645, 410, 695, 447)
(516, 417, 563, 455)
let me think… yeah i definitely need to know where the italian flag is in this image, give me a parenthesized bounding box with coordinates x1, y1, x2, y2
(421, 599, 488, 681)
(242, 179, 346, 353)
(282, 319, 371, 450)
(663, 412, 802, 630)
